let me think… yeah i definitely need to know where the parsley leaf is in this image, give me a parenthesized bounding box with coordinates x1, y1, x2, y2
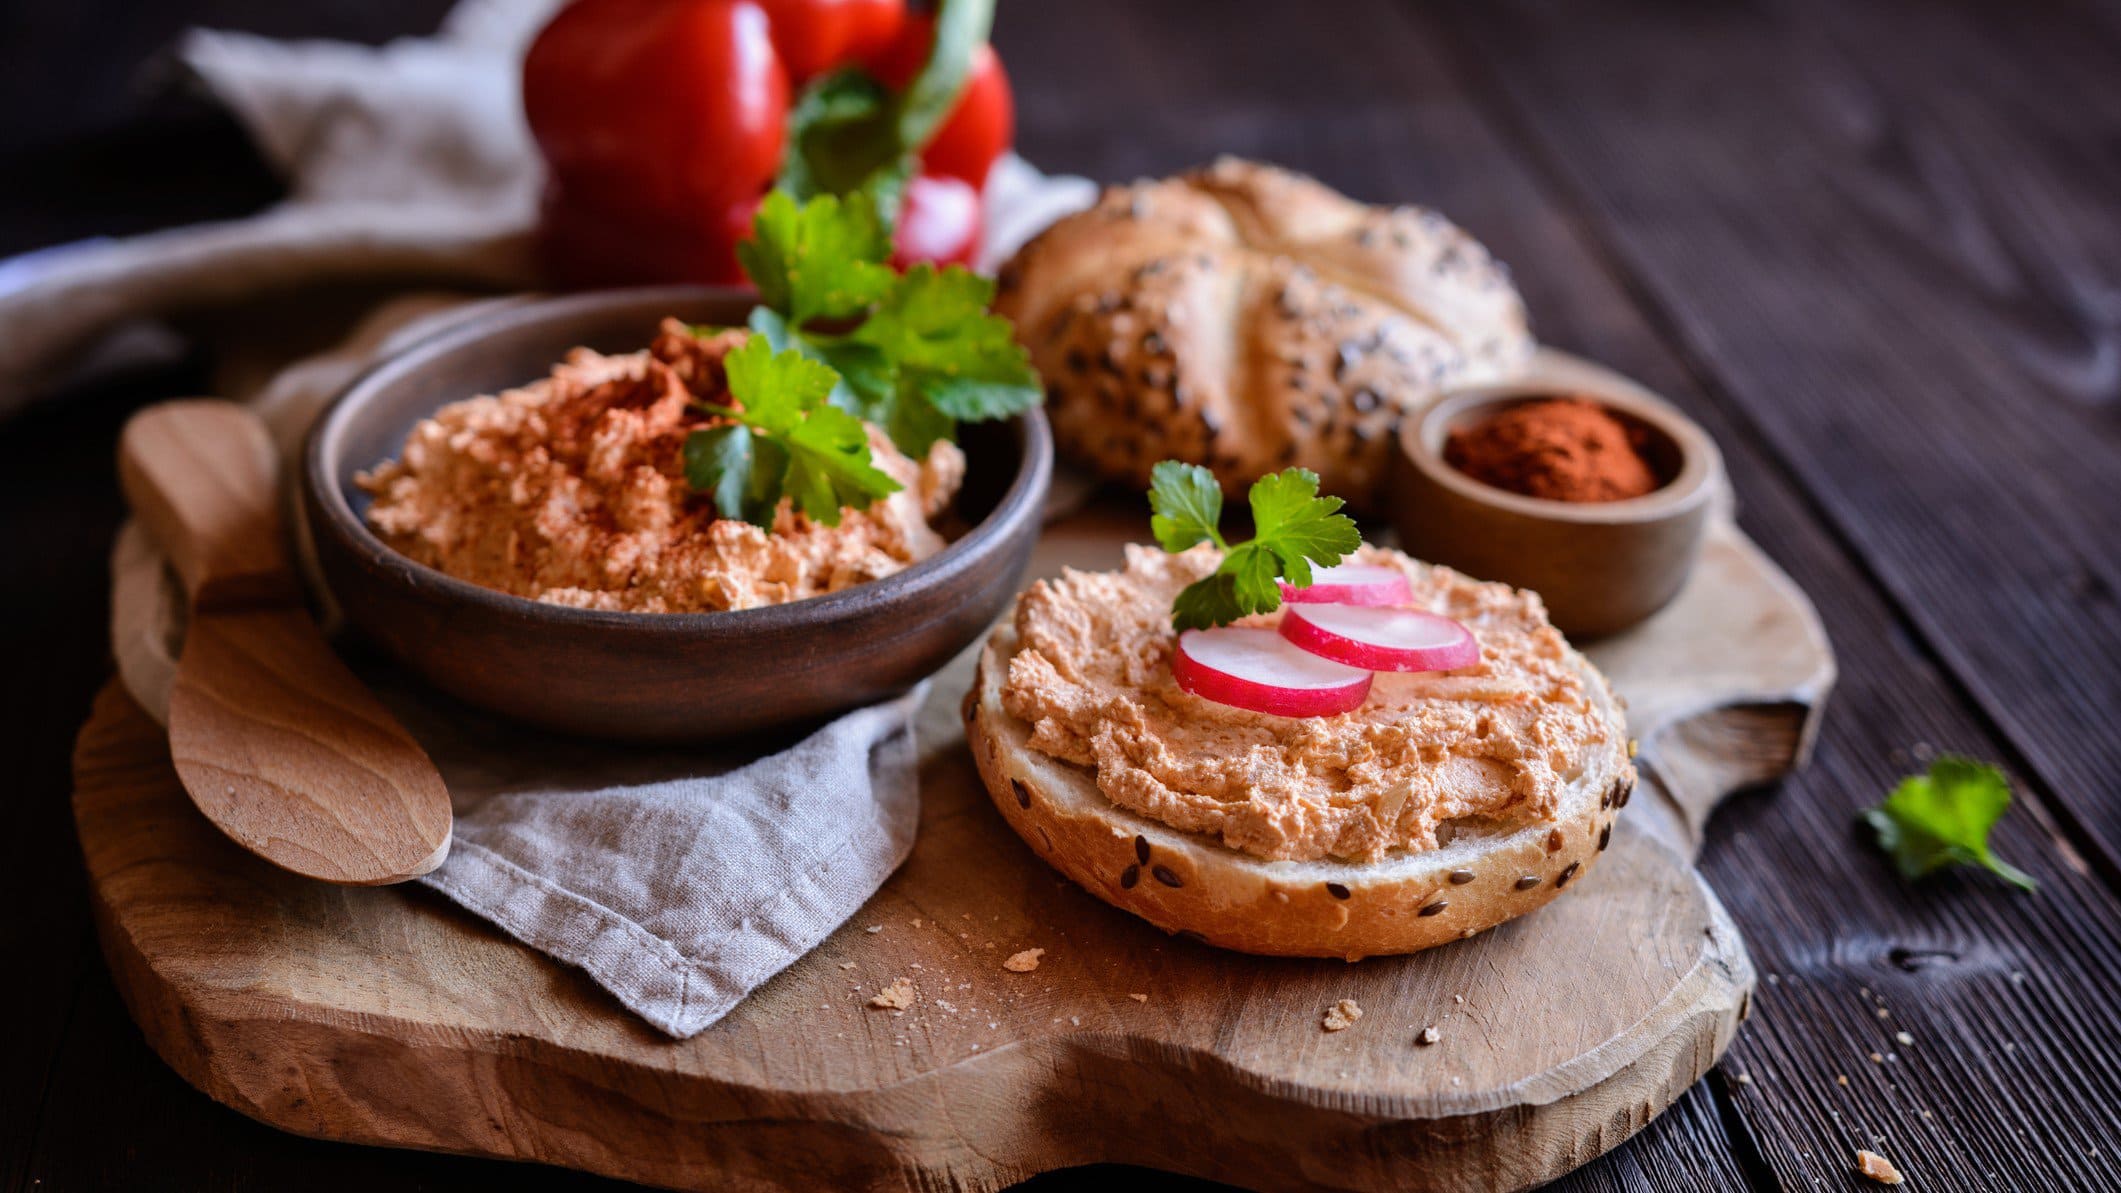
(1148, 460, 1226, 552)
(732, 193, 1042, 458)
(1247, 467, 1360, 590)
(1147, 463, 1360, 630)
(775, 0, 995, 215)
(736, 191, 896, 325)
(683, 336, 902, 529)
(851, 264, 1042, 425)
(1860, 757, 2036, 892)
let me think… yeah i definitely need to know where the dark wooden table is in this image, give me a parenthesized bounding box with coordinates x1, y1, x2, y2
(5, 1, 2118, 1189)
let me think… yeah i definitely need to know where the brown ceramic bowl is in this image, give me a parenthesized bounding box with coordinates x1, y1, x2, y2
(302, 285, 1052, 742)
(1387, 378, 1723, 638)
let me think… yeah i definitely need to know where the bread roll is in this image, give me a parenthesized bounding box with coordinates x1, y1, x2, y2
(995, 157, 1534, 505)
(966, 618, 1633, 959)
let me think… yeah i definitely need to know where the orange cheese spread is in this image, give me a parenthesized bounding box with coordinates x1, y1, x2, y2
(359, 320, 964, 613)
(999, 545, 1614, 862)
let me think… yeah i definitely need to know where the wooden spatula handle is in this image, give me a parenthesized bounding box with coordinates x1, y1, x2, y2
(119, 400, 299, 611)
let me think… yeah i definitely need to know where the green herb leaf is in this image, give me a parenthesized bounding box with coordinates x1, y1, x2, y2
(851, 264, 1042, 424)
(683, 425, 786, 528)
(1150, 464, 1360, 630)
(1170, 572, 1240, 634)
(1247, 467, 1360, 589)
(736, 190, 896, 326)
(734, 195, 1041, 458)
(1860, 757, 2036, 892)
(775, 0, 996, 214)
(683, 336, 902, 528)
(1148, 460, 1226, 552)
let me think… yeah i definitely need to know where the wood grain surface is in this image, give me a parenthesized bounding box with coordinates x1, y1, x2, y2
(7, 0, 2121, 1189)
(71, 498, 1822, 1192)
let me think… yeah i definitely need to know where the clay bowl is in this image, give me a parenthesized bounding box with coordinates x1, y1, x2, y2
(303, 285, 1052, 742)
(1386, 377, 1723, 638)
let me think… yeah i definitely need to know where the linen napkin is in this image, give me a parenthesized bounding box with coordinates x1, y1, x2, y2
(80, 2, 1098, 1038)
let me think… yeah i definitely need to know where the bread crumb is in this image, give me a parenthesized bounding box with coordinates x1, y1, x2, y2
(1869, 1051, 1885, 1064)
(1003, 948, 1045, 973)
(869, 978, 916, 1010)
(840, 961, 857, 969)
(864, 924, 883, 934)
(1322, 999, 1363, 1032)
(1736, 1072, 1752, 1085)
(1895, 1031, 1914, 1046)
(1129, 993, 1149, 1003)
(1418, 1025, 1442, 1046)
(1855, 1149, 1904, 1185)
(911, 918, 923, 929)
(1836, 1074, 1850, 1086)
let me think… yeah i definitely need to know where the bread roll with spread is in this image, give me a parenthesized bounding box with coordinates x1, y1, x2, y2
(965, 545, 1633, 958)
(994, 158, 1534, 506)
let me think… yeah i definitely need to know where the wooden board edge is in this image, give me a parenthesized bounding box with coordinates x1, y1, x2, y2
(83, 884, 1748, 1193)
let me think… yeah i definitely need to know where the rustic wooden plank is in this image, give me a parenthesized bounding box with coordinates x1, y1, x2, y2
(1004, 2, 2121, 1188)
(1432, 0, 2121, 876)
(1371, 2, 2121, 1187)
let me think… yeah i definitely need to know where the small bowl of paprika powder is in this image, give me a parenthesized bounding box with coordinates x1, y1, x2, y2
(1387, 374, 1724, 638)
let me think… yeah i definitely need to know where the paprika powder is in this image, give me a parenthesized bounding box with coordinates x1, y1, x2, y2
(1444, 396, 1660, 503)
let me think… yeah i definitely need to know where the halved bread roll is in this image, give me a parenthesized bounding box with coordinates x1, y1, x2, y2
(965, 616, 1635, 959)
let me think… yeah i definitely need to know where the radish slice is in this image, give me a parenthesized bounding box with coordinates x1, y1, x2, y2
(1278, 563, 1415, 607)
(1173, 627, 1373, 717)
(1278, 604, 1481, 673)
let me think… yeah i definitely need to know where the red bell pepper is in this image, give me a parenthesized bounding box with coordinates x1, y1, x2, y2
(524, 0, 1014, 288)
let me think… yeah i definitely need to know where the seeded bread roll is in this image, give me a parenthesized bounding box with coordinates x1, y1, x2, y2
(994, 157, 1534, 506)
(965, 618, 1635, 960)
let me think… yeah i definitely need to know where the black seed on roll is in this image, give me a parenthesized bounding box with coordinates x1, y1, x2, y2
(1617, 780, 1635, 808)
(1598, 823, 1612, 851)
(1419, 901, 1448, 917)
(1557, 862, 1581, 888)
(1011, 779, 1031, 809)
(1326, 882, 1351, 900)
(1153, 865, 1183, 888)
(1514, 875, 1540, 891)
(1135, 835, 1151, 864)
(1120, 864, 1140, 890)
(1448, 869, 1476, 885)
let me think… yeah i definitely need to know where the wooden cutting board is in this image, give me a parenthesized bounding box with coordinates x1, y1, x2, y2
(73, 501, 1829, 1193)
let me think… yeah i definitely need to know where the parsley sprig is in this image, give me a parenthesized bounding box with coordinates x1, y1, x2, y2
(1148, 461, 1361, 630)
(683, 337, 901, 528)
(683, 189, 1042, 526)
(1861, 756, 2036, 892)
(742, 190, 1040, 457)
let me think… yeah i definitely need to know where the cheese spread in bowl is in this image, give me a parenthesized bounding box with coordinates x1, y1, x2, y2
(358, 320, 965, 614)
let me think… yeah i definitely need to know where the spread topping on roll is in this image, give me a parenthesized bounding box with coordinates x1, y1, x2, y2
(999, 544, 1612, 863)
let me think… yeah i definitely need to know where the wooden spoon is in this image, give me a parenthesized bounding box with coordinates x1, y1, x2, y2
(118, 400, 451, 885)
